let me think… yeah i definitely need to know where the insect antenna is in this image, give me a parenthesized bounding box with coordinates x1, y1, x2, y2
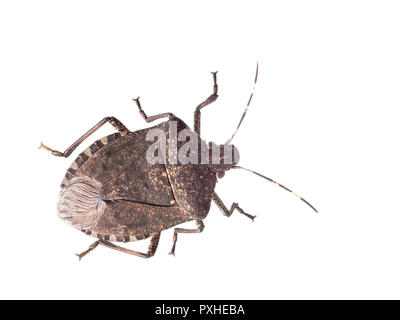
(225, 62, 259, 145)
(232, 165, 318, 213)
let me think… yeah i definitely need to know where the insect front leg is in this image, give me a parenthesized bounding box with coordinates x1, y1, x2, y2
(133, 97, 174, 123)
(213, 192, 256, 221)
(169, 219, 204, 256)
(39, 116, 129, 158)
(194, 71, 218, 136)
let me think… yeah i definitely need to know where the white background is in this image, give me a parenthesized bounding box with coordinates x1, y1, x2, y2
(1, 0, 400, 299)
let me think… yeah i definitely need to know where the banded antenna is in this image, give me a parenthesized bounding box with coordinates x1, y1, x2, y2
(232, 166, 318, 213)
(225, 62, 259, 145)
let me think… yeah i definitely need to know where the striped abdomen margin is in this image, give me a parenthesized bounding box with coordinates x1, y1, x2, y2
(60, 132, 127, 188)
(79, 228, 153, 243)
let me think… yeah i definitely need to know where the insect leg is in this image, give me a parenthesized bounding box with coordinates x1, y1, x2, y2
(98, 233, 161, 258)
(132, 97, 174, 123)
(213, 192, 256, 221)
(169, 219, 204, 256)
(194, 71, 218, 136)
(39, 117, 129, 158)
(75, 240, 100, 261)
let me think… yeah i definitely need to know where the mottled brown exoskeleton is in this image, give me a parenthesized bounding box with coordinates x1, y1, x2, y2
(40, 64, 317, 259)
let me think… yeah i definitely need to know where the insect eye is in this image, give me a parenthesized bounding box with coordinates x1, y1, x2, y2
(217, 171, 225, 179)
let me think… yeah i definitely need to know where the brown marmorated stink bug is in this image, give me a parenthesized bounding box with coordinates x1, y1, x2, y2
(40, 64, 317, 259)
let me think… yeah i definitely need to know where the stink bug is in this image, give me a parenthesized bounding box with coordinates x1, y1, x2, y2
(40, 64, 317, 259)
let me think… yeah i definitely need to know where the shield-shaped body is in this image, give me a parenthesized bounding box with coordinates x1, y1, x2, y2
(57, 116, 217, 242)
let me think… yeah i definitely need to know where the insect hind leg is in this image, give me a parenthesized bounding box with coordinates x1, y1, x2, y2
(76, 234, 161, 260)
(76, 240, 100, 261)
(169, 219, 204, 256)
(39, 116, 129, 158)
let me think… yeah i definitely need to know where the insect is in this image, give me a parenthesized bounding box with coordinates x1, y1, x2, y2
(40, 64, 317, 259)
